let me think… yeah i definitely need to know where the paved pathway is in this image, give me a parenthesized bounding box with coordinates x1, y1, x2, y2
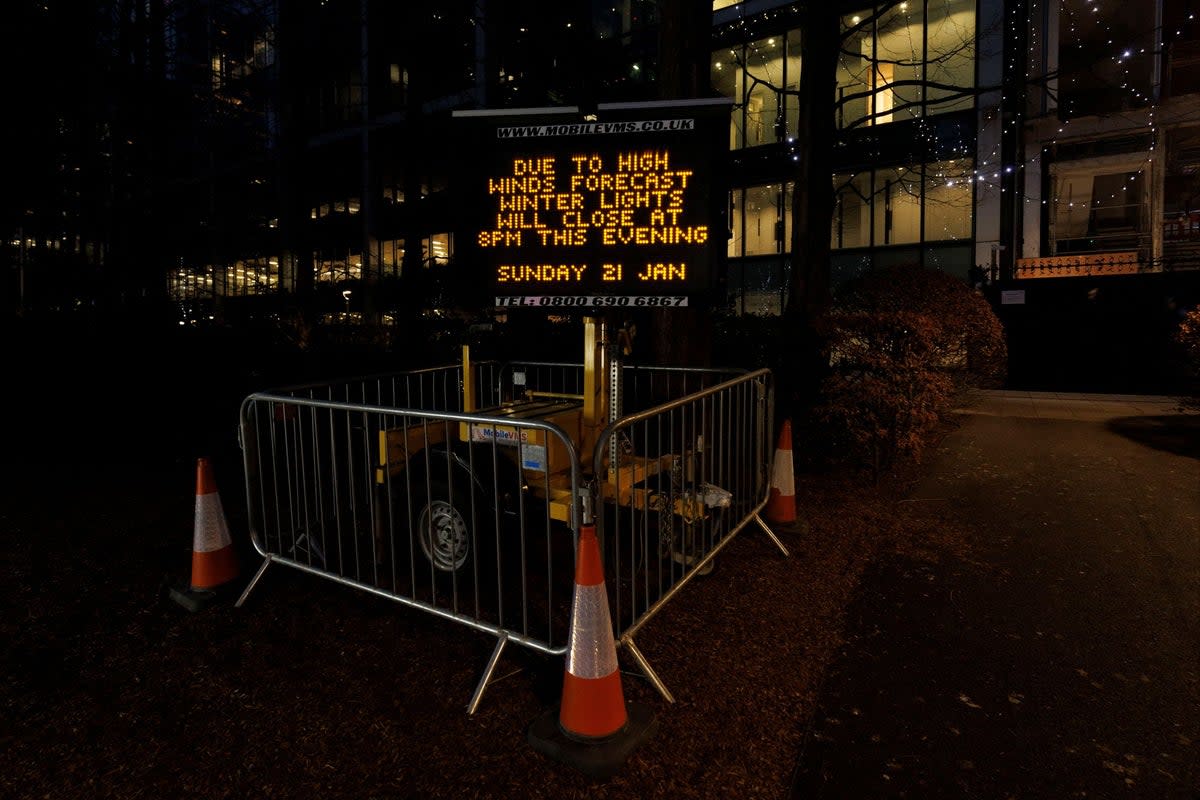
(792, 391, 1200, 798)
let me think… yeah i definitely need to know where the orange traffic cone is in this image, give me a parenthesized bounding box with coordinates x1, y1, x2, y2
(765, 420, 797, 524)
(560, 523, 627, 739)
(190, 457, 240, 589)
(529, 523, 656, 778)
(170, 458, 240, 611)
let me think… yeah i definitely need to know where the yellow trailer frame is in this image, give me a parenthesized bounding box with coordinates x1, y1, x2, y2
(373, 317, 691, 527)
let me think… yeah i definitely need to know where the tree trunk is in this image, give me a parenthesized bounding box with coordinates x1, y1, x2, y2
(788, 6, 839, 322)
(650, 0, 714, 368)
(774, 7, 841, 417)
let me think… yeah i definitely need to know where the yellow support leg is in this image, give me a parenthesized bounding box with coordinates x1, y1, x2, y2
(462, 344, 474, 413)
(581, 316, 608, 467)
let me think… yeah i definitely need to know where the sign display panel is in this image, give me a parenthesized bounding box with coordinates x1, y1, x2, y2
(457, 103, 729, 309)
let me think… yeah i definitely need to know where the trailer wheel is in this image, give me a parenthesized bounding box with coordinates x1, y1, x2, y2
(415, 479, 476, 573)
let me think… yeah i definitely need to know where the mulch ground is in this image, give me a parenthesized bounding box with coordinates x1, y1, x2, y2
(0, 327, 973, 799)
(0, 434, 972, 800)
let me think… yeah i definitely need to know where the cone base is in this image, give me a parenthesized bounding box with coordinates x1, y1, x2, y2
(765, 510, 797, 524)
(528, 701, 657, 779)
(167, 576, 239, 613)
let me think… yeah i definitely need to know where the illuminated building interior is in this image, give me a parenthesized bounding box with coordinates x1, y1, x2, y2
(713, 0, 982, 313)
(5, 1, 1198, 318)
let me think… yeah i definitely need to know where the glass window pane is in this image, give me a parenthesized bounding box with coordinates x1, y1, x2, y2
(745, 37, 784, 147)
(1059, 0, 1152, 117)
(1091, 172, 1143, 232)
(832, 172, 872, 248)
(926, 0, 976, 114)
(726, 261, 746, 313)
(783, 180, 794, 251)
(728, 188, 743, 258)
(1051, 167, 1146, 254)
(875, 167, 921, 245)
(784, 31, 802, 140)
(875, 2, 924, 124)
(424, 232, 452, 265)
(711, 48, 743, 149)
(923, 160, 972, 240)
(742, 258, 784, 315)
(744, 183, 783, 255)
(831, 251, 872, 286)
(925, 244, 973, 279)
(1053, 174, 1093, 240)
(873, 246, 921, 269)
(837, 11, 872, 128)
(380, 238, 404, 276)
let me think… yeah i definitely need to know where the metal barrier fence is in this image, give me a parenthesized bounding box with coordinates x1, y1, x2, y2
(254, 361, 743, 416)
(256, 362, 506, 412)
(235, 360, 785, 711)
(591, 367, 788, 702)
(236, 383, 582, 713)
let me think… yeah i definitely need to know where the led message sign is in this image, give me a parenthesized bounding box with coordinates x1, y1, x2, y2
(456, 102, 729, 309)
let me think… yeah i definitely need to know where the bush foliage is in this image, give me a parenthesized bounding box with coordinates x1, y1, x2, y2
(815, 310, 954, 471)
(1174, 306, 1200, 403)
(813, 266, 1008, 476)
(831, 265, 1007, 391)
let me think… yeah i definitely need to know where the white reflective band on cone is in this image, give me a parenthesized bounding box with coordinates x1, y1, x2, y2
(193, 493, 233, 553)
(565, 583, 618, 679)
(771, 453, 793, 490)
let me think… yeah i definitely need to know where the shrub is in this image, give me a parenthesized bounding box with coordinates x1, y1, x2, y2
(1174, 306, 1200, 403)
(815, 310, 954, 474)
(833, 265, 1008, 391)
(810, 265, 1008, 478)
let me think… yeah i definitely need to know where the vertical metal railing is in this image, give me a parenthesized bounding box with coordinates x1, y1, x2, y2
(590, 368, 788, 702)
(237, 391, 580, 713)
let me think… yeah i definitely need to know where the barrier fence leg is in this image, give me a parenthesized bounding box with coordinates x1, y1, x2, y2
(468, 634, 510, 716)
(235, 556, 274, 608)
(621, 636, 675, 704)
(753, 514, 791, 557)
(529, 523, 657, 779)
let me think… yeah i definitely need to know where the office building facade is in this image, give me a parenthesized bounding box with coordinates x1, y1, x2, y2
(4, 0, 1196, 321)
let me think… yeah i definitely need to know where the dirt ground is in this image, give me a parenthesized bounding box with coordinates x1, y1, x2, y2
(0, 435, 970, 799)
(0, 322, 972, 799)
